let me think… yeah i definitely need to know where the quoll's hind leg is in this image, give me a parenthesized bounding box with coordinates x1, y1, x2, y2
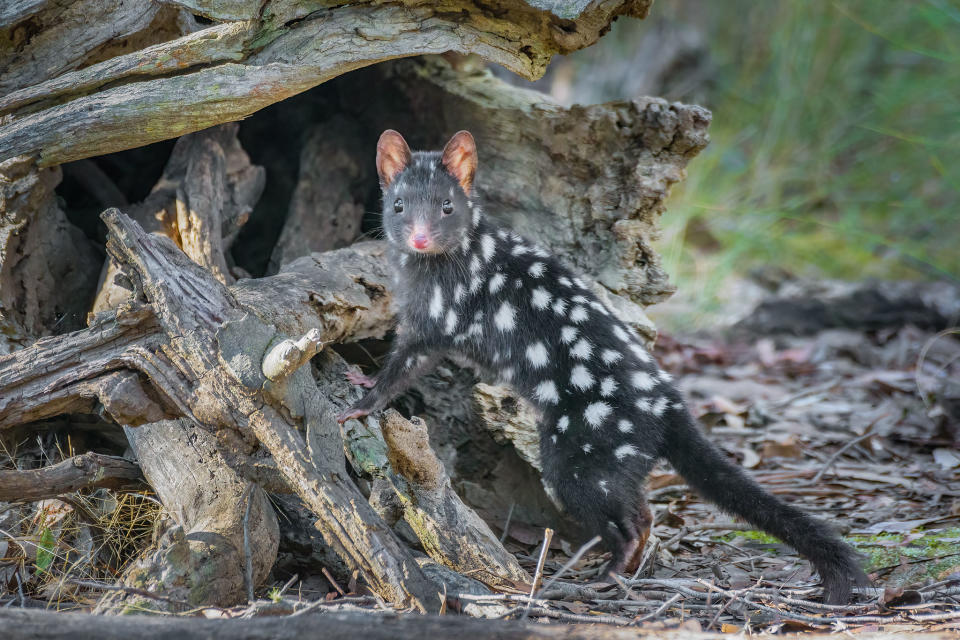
(550, 470, 653, 578)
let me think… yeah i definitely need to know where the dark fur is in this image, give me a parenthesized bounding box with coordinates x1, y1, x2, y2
(341, 132, 868, 603)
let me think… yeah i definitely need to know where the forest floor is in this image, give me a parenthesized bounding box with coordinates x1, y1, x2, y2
(2, 280, 958, 634)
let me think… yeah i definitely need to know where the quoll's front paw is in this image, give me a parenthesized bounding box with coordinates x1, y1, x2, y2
(337, 406, 371, 424)
(344, 370, 376, 389)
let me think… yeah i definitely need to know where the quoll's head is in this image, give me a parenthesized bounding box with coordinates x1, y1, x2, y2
(376, 129, 478, 255)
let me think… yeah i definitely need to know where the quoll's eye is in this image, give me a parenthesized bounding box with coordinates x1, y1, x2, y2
(441, 199, 453, 215)
(394, 198, 404, 213)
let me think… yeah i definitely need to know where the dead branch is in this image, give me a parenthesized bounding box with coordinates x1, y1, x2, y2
(0, 452, 144, 501)
(379, 409, 531, 589)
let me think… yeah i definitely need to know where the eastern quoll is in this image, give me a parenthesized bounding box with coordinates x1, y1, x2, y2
(338, 129, 868, 603)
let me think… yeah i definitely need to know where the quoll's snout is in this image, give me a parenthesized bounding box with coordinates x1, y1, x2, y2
(408, 225, 432, 251)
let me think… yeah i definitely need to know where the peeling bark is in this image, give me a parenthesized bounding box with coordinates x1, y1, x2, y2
(0, 155, 101, 353)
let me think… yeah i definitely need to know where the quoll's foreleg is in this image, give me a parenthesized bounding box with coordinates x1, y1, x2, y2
(338, 341, 442, 423)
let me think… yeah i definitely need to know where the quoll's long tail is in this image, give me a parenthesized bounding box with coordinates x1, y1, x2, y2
(662, 411, 869, 604)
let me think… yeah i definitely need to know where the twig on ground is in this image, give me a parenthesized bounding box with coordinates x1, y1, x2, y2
(521, 528, 553, 620)
(322, 567, 347, 597)
(811, 430, 876, 484)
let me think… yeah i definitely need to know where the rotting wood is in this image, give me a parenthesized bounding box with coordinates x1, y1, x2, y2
(379, 409, 531, 589)
(0, 155, 101, 353)
(0, 452, 144, 502)
(0, 1, 653, 167)
(94, 208, 437, 611)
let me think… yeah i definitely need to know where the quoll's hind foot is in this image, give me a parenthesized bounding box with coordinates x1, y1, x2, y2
(607, 500, 654, 578)
(344, 370, 376, 388)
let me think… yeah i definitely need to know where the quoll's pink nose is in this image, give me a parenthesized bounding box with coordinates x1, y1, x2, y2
(410, 232, 430, 250)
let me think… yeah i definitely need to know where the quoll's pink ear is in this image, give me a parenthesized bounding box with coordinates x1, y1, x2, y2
(376, 130, 412, 187)
(441, 130, 477, 194)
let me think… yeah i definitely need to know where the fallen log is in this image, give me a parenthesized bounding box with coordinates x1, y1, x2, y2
(0, 608, 681, 640)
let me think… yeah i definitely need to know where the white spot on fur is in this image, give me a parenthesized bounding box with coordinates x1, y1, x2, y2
(399, 253, 409, 266)
(584, 402, 611, 428)
(497, 229, 509, 240)
(612, 325, 630, 342)
(511, 244, 529, 256)
(472, 206, 481, 227)
(444, 309, 457, 335)
(488, 273, 505, 294)
(651, 396, 670, 416)
(601, 349, 622, 364)
(630, 371, 657, 391)
(533, 246, 550, 258)
(600, 376, 618, 397)
(528, 262, 545, 277)
(598, 479, 609, 494)
(469, 254, 481, 273)
(629, 343, 652, 363)
(453, 283, 465, 303)
(405, 356, 414, 368)
(481, 235, 495, 262)
(494, 302, 516, 332)
(526, 342, 549, 368)
(428, 285, 443, 319)
(569, 305, 588, 323)
(617, 419, 633, 433)
(460, 235, 470, 254)
(635, 398, 651, 412)
(531, 287, 551, 310)
(469, 275, 483, 293)
(500, 367, 514, 382)
(514, 278, 523, 288)
(658, 370, 674, 382)
(551, 435, 557, 444)
(590, 301, 609, 315)
(570, 338, 592, 360)
(573, 277, 588, 289)
(570, 365, 594, 390)
(557, 416, 569, 432)
(615, 444, 639, 460)
(467, 322, 483, 339)
(560, 326, 578, 344)
(557, 276, 572, 287)
(583, 443, 594, 454)
(571, 295, 587, 303)
(552, 298, 568, 315)
(534, 380, 559, 404)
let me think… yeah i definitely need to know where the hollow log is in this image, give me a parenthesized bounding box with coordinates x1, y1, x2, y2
(0, 1, 653, 167)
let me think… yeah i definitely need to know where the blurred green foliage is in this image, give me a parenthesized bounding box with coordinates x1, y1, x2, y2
(564, 1, 959, 310)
